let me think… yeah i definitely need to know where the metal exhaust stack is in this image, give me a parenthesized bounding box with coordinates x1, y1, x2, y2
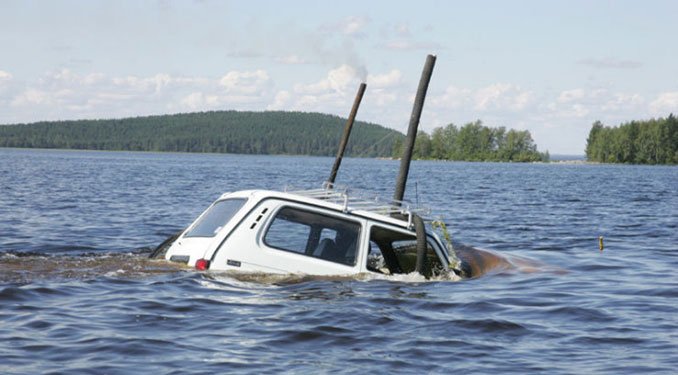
(393, 54, 436, 205)
(327, 82, 367, 187)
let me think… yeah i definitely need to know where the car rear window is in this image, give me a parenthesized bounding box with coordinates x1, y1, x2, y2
(184, 198, 246, 237)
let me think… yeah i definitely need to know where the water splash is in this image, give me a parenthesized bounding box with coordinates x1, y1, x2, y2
(0, 251, 186, 283)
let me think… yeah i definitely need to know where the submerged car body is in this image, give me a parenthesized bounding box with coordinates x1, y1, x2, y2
(154, 187, 457, 278)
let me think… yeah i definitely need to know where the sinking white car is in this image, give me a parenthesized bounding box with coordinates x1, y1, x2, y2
(151, 186, 460, 279)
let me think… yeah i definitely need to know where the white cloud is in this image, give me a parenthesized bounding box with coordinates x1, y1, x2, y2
(547, 88, 647, 119)
(82, 73, 106, 85)
(108, 74, 171, 94)
(319, 16, 370, 38)
(0, 70, 12, 81)
(111, 73, 204, 95)
(325, 65, 361, 92)
(376, 21, 439, 52)
(219, 94, 265, 105)
(473, 83, 532, 111)
(554, 102, 590, 118)
(601, 93, 644, 112)
(548, 89, 593, 118)
(1, 65, 371, 123)
(268, 65, 405, 118)
(367, 69, 402, 88)
(275, 55, 308, 65)
(151, 74, 172, 93)
(181, 92, 218, 110)
(430, 85, 472, 109)
(267, 90, 291, 110)
(369, 90, 398, 107)
(340, 16, 370, 37)
(95, 92, 135, 101)
(362, 70, 402, 110)
(0, 70, 14, 106)
(512, 92, 532, 111)
(219, 70, 271, 95)
(4, 70, 253, 122)
(11, 89, 50, 106)
(294, 64, 360, 95)
(649, 92, 678, 115)
(429, 83, 533, 129)
(557, 89, 586, 103)
(112, 76, 141, 87)
(297, 95, 320, 108)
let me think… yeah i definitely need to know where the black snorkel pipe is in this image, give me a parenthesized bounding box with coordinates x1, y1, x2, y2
(391, 54, 436, 277)
(393, 54, 436, 205)
(327, 82, 367, 187)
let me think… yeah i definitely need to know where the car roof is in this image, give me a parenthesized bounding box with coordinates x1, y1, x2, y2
(220, 189, 418, 230)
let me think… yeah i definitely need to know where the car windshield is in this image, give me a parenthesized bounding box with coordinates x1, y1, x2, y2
(184, 198, 246, 237)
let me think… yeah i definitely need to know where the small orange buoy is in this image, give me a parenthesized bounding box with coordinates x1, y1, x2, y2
(599, 236, 604, 251)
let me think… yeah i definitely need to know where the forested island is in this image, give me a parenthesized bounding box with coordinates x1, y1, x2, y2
(0, 111, 548, 162)
(0, 111, 398, 157)
(585, 114, 677, 164)
(394, 121, 549, 162)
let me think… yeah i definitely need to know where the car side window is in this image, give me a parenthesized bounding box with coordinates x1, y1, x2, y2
(264, 206, 360, 266)
(264, 214, 311, 254)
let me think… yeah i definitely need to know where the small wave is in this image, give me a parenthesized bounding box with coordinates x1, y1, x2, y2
(547, 306, 615, 322)
(453, 318, 528, 333)
(0, 251, 186, 283)
(0, 284, 70, 305)
(569, 335, 646, 345)
(0, 286, 30, 302)
(631, 195, 655, 202)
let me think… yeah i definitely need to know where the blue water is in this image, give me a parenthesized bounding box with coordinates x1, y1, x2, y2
(1, 148, 676, 374)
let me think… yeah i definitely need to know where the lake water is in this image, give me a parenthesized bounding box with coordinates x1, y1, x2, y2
(1, 148, 676, 374)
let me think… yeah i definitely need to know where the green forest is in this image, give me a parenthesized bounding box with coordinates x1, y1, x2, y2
(0, 111, 549, 162)
(0, 111, 399, 157)
(585, 114, 677, 164)
(394, 121, 549, 162)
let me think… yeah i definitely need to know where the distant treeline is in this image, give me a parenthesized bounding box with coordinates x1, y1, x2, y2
(399, 121, 549, 162)
(585, 114, 677, 164)
(0, 111, 550, 162)
(0, 111, 400, 157)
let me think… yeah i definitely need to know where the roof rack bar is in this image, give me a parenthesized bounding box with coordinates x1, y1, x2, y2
(284, 184, 432, 222)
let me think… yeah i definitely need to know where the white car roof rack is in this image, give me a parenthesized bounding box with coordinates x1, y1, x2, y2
(284, 183, 431, 228)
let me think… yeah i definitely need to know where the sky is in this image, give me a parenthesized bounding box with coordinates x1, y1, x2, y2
(1, 0, 676, 154)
